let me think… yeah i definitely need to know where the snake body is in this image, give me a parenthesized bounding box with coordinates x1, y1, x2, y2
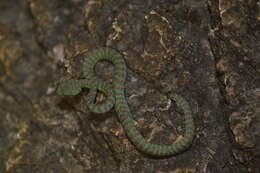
(57, 47, 195, 157)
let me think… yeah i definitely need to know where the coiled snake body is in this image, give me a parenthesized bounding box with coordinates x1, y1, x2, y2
(57, 47, 195, 157)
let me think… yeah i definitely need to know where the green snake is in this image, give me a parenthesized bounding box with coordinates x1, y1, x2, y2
(56, 47, 195, 157)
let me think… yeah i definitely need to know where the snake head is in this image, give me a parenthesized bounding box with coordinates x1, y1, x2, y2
(56, 78, 82, 96)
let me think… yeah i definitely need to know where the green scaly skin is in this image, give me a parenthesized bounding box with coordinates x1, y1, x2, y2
(56, 47, 195, 157)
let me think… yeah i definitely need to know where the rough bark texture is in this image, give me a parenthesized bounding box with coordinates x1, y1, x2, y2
(0, 0, 259, 172)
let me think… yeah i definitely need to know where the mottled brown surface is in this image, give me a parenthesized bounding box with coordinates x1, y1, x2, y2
(0, 0, 259, 172)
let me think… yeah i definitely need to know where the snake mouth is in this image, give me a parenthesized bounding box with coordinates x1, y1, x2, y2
(56, 85, 65, 96)
(56, 78, 82, 96)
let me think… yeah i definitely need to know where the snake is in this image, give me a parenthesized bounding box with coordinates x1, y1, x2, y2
(56, 47, 195, 157)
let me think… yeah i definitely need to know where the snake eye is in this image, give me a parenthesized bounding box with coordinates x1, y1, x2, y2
(56, 78, 82, 96)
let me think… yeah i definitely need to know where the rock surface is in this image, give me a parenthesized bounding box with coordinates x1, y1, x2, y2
(0, 0, 259, 172)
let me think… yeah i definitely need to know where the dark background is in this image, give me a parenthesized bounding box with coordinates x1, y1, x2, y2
(0, 0, 259, 172)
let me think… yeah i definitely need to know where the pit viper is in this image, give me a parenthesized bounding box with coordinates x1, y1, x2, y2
(56, 47, 195, 157)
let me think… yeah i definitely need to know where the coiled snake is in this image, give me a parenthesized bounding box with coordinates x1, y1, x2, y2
(56, 47, 195, 157)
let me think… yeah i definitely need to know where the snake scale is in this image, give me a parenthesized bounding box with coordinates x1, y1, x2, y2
(56, 47, 195, 157)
